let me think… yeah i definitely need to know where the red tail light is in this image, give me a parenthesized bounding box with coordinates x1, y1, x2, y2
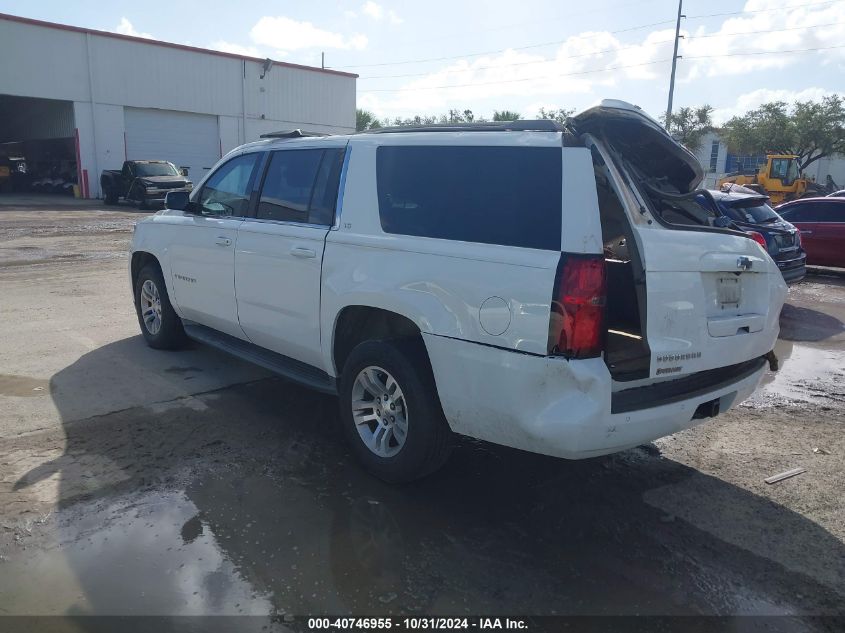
(549, 254, 607, 359)
(747, 231, 768, 249)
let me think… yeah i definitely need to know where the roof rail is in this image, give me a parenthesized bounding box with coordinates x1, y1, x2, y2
(362, 119, 566, 134)
(260, 129, 330, 139)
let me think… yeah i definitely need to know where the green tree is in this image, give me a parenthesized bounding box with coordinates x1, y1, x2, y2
(662, 105, 714, 152)
(721, 96, 845, 170)
(536, 107, 574, 123)
(356, 108, 382, 132)
(492, 110, 521, 121)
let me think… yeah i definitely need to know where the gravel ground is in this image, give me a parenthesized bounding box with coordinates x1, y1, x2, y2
(0, 197, 843, 629)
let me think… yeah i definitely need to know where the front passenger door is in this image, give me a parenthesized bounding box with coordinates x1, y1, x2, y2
(167, 152, 261, 338)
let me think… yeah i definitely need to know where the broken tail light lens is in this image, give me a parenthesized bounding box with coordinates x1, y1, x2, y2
(747, 231, 768, 250)
(549, 254, 607, 359)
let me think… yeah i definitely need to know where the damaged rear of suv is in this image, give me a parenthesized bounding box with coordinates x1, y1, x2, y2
(131, 99, 786, 482)
(375, 100, 787, 473)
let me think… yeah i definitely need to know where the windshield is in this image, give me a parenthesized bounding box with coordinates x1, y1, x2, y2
(721, 199, 780, 223)
(770, 158, 800, 186)
(135, 162, 179, 177)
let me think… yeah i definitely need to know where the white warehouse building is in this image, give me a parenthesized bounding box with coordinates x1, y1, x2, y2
(0, 12, 357, 198)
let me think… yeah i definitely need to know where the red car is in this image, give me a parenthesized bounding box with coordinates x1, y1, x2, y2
(777, 197, 845, 268)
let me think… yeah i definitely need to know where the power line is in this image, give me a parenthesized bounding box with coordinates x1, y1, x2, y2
(684, 42, 845, 59)
(340, 0, 844, 71)
(358, 20, 845, 82)
(382, 0, 666, 51)
(686, 19, 845, 40)
(360, 39, 674, 80)
(686, 0, 841, 20)
(358, 59, 672, 93)
(335, 19, 675, 69)
(357, 42, 845, 93)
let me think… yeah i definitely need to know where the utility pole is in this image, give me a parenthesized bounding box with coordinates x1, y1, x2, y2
(665, 0, 685, 128)
(321, 52, 325, 69)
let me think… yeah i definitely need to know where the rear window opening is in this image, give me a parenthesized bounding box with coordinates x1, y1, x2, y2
(591, 146, 651, 381)
(597, 122, 721, 230)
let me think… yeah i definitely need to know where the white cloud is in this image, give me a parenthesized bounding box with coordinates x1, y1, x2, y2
(250, 16, 367, 51)
(361, 2, 403, 24)
(362, 1, 384, 20)
(712, 87, 836, 124)
(114, 17, 153, 39)
(360, 0, 845, 118)
(679, 0, 845, 81)
(208, 40, 262, 57)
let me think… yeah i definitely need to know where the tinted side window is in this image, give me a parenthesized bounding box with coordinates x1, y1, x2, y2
(820, 202, 844, 222)
(310, 149, 345, 226)
(199, 153, 260, 217)
(376, 146, 562, 250)
(257, 150, 323, 223)
(779, 203, 806, 221)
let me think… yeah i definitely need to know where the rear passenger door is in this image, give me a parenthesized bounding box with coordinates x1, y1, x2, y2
(235, 145, 346, 367)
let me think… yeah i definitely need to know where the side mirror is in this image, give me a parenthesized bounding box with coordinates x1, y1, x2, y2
(165, 190, 191, 211)
(179, 167, 189, 177)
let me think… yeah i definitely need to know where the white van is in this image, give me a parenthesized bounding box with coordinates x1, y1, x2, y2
(130, 99, 787, 482)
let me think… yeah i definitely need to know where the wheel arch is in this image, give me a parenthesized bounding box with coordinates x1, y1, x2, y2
(331, 305, 428, 377)
(130, 251, 161, 294)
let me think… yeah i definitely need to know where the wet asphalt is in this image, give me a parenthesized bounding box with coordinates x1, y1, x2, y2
(0, 199, 843, 630)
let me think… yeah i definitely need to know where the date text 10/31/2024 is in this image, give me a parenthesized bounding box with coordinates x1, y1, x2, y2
(307, 617, 529, 630)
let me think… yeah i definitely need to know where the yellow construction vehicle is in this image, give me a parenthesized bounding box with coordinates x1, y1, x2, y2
(717, 154, 821, 205)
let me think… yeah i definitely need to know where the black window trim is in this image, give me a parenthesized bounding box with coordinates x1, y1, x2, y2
(245, 147, 345, 229)
(192, 150, 264, 219)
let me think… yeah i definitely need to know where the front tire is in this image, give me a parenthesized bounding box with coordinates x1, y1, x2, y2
(134, 264, 186, 349)
(339, 339, 452, 483)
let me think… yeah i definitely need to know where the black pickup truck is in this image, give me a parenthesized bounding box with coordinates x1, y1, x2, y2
(101, 160, 193, 209)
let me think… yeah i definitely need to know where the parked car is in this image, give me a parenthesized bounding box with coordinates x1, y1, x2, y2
(129, 100, 787, 482)
(826, 190, 845, 198)
(776, 197, 845, 268)
(101, 160, 192, 209)
(701, 190, 806, 284)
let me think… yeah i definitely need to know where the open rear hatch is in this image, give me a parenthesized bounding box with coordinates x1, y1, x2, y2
(569, 100, 786, 384)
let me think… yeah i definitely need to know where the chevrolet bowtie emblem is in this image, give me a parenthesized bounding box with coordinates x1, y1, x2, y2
(737, 256, 753, 270)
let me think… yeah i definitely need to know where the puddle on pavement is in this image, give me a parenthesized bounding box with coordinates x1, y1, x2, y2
(0, 491, 275, 616)
(0, 450, 827, 619)
(749, 339, 845, 408)
(0, 374, 50, 397)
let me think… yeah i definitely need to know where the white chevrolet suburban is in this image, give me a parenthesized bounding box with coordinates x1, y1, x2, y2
(130, 100, 787, 482)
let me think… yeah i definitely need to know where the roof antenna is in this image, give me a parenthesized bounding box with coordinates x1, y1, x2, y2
(260, 58, 272, 79)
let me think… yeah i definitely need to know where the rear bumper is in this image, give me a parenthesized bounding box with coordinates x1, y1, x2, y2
(774, 253, 806, 284)
(423, 333, 767, 459)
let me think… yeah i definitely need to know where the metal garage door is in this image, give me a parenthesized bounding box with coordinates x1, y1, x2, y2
(124, 108, 220, 183)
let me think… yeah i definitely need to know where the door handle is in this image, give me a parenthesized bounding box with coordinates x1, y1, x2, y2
(215, 236, 232, 246)
(290, 246, 317, 258)
(800, 230, 813, 235)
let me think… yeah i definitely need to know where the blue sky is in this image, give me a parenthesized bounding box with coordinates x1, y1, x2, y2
(2, 0, 843, 122)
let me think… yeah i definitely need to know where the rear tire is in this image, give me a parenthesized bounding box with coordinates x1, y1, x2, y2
(339, 339, 453, 483)
(134, 264, 186, 350)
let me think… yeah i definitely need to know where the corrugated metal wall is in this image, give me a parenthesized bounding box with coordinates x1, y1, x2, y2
(0, 14, 357, 197)
(0, 16, 356, 132)
(0, 95, 74, 141)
